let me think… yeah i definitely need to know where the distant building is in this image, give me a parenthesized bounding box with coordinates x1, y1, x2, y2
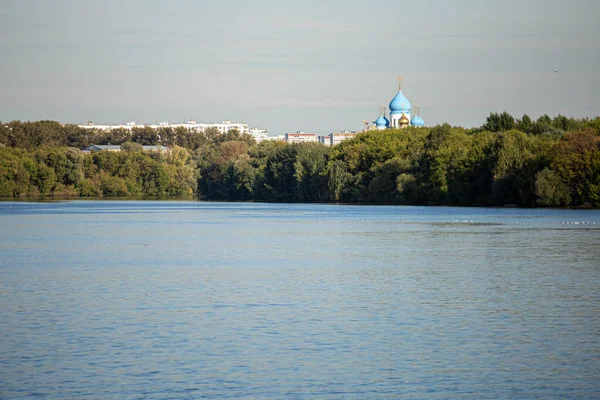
(368, 77, 425, 130)
(79, 121, 140, 131)
(330, 131, 358, 146)
(316, 131, 358, 146)
(285, 131, 318, 144)
(78, 120, 257, 135)
(141, 145, 169, 152)
(164, 120, 249, 134)
(83, 144, 169, 153)
(248, 127, 269, 142)
(85, 144, 122, 152)
(318, 135, 331, 146)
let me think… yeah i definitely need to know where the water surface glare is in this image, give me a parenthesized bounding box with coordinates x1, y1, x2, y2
(1, 201, 599, 399)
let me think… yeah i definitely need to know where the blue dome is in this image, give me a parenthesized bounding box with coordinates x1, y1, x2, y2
(384, 116, 390, 127)
(389, 90, 411, 114)
(375, 115, 387, 127)
(412, 115, 425, 127)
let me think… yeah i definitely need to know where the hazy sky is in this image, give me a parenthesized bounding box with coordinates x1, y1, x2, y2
(1, 0, 599, 134)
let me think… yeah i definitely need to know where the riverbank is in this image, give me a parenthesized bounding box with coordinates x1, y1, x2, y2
(2, 116, 599, 208)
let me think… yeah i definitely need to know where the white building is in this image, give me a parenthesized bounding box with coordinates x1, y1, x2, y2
(79, 121, 140, 131)
(330, 131, 358, 146)
(318, 135, 331, 146)
(285, 131, 318, 144)
(151, 120, 250, 134)
(316, 131, 358, 146)
(248, 127, 269, 142)
(78, 120, 262, 135)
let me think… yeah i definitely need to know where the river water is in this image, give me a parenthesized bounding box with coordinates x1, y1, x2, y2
(1, 201, 599, 399)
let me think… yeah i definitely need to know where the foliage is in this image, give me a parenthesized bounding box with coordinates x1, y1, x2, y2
(482, 112, 515, 133)
(551, 130, 600, 206)
(0, 146, 197, 198)
(1, 113, 599, 208)
(535, 169, 571, 207)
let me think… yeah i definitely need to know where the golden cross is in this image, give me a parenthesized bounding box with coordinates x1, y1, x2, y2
(397, 76, 403, 90)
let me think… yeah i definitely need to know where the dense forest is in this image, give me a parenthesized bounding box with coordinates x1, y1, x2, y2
(1, 112, 599, 207)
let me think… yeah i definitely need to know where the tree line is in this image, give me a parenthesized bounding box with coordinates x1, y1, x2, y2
(1, 113, 599, 207)
(0, 145, 198, 197)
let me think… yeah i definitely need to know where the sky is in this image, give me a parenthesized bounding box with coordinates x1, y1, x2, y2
(1, 0, 599, 135)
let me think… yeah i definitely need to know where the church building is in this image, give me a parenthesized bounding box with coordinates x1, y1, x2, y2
(375, 78, 425, 130)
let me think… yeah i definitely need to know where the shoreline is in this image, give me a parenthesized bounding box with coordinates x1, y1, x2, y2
(0, 196, 597, 210)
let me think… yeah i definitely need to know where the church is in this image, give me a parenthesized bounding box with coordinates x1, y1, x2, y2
(374, 78, 425, 130)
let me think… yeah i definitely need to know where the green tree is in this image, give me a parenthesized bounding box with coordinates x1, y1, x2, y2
(325, 160, 354, 202)
(264, 145, 299, 201)
(293, 143, 329, 202)
(552, 130, 600, 206)
(482, 112, 516, 132)
(35, 163, 57, 196)
(367, 157, 411, 203)
(535, 168, 571, 207)
(517, 114, 533, 134)
(121, 142, 144, 152)
(99, 172, 129, 196)
(489, 130, 538, 206)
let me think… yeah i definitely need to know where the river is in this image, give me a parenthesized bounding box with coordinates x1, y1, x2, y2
(1, 200, 599, 398)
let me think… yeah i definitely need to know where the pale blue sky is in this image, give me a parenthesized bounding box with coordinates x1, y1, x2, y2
(1, 0, 598, 134)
